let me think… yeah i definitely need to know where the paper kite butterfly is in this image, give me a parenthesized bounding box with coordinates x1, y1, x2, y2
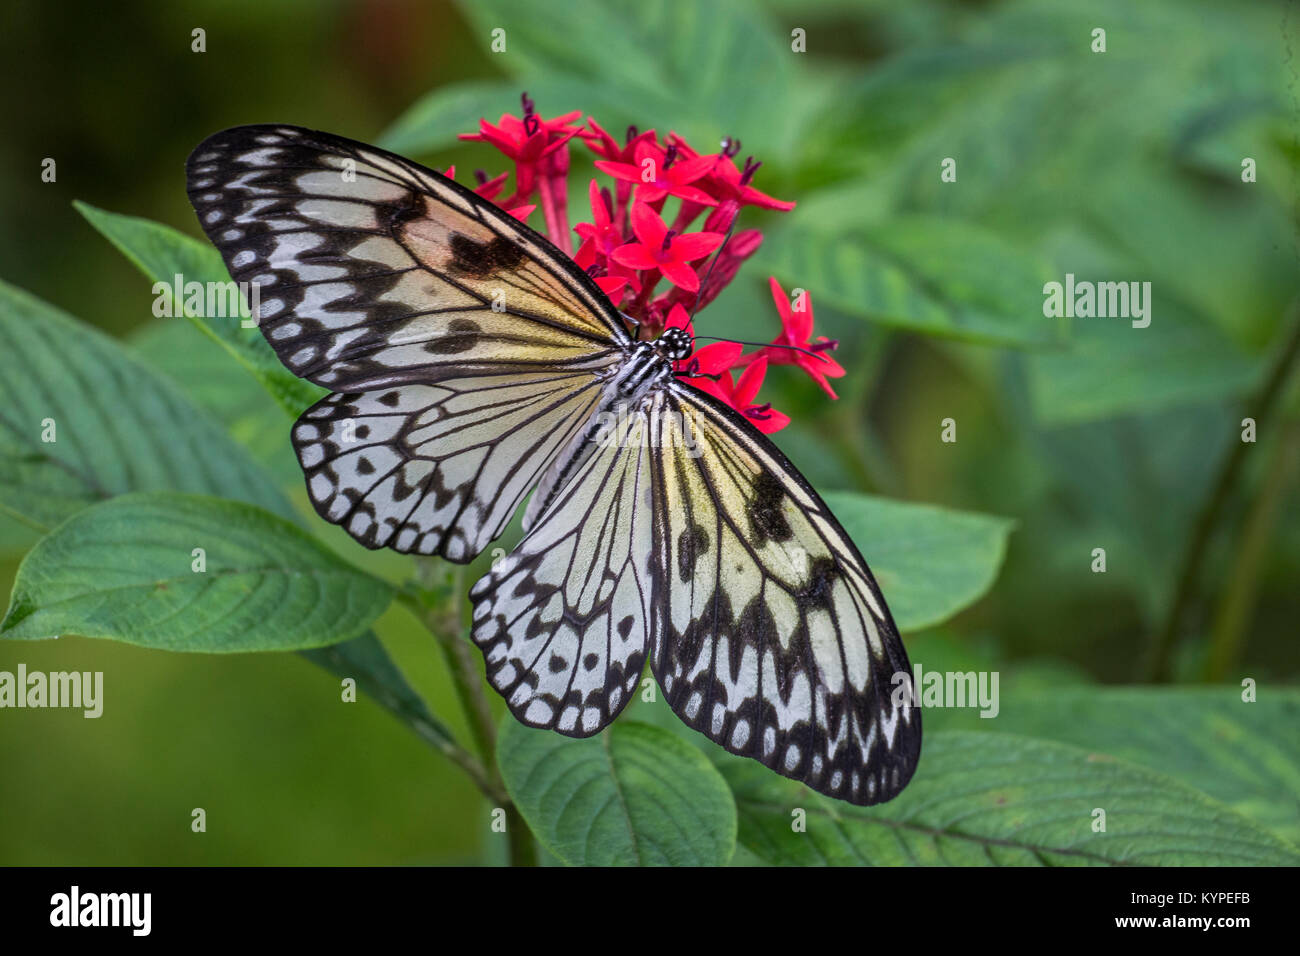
(186, 125, 920, 805)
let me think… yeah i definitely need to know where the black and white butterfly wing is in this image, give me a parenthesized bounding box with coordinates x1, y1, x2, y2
(186, 125, 629, 558)
(650, 383, 920, 804)
(469, 384, 920, 804)
(469, 405, 655, 734)
(293, 372, 605, 558)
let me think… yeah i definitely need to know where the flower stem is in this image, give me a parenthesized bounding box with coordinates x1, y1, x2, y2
(1146, 300, 1300, 681)
(402, 560, 538, 866)
(1202, 420, 1300, 681)
(538, 154, 572, 255)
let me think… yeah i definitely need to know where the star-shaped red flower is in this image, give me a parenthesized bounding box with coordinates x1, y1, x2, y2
(596, 140, 718, 206)
(740, 278, 845, 398)
(667, 134, 795, 211)
(610, 202, 723, 293)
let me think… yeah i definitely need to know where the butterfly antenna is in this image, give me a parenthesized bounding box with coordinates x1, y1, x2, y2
(691, 336, 835, 364)
(685, 204, 833, 366)
(689, 214, 740, 324)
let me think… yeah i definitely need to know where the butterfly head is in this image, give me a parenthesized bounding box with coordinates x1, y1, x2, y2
(655, 327, 694, 363)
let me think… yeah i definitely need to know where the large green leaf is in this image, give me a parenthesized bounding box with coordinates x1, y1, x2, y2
(757, 219, 1061, 348)
(725, 731, 1300, 866)
(922, 688, 1300, 847)
(301, 634, 461, 759)
(1020, 228, 1260, 425)
(127, 318, 299, 484)
(1, 492, 393, 652)
(452, 0, 798, 157)
(823, 492, 1013, 631)
(381, 77, 620, 158)
(0, 278, 291, 530)
(76, 202, 324, 417)
(497, 719, 737, 866)
(795, 0, 1293, 351)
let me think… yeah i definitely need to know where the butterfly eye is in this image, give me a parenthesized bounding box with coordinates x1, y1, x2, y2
(659, 327, 692, 360)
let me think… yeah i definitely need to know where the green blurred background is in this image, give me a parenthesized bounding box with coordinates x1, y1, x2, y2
(1, 0, 1297, 864)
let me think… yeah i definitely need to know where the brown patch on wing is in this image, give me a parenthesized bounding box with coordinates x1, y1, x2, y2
(447, 232, 528, 278)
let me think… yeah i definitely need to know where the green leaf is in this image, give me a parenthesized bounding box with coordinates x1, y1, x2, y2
(823, 492, 1014, 631)
(380, 80, 528, 156)
(758, 219, 1062, 348)
(0, 278, 292, 530)
(452, 0, 797, 156)
(76, 202, 325, 417)
(1021, 231, 1259, 425)
(127, 317, 268, 428)
(380, 77, 610, 157)
(922, 688, 1300, 847)
(725, 731, 1300, 866)
(301, 633, 462, 758)
(1, 492, 393, 652)
(127, 318, 299, 483)
(497, 719, 737, 866)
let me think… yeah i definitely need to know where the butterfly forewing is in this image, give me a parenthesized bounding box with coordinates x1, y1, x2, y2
(186, 124, 628, 393)
(187, 124, 630, 560)
(467, 384, 920, 804)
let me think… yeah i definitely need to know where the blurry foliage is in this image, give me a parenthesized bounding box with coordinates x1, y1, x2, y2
(1, 0, 1297, 865)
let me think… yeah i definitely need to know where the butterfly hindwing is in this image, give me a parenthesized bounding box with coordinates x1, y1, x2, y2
(187, 124, 628, 393)
(468, 404, 655, 735)
(649, 383, 920, 805)
(293, 372, 605, 558)
(467, 383, 920, 804)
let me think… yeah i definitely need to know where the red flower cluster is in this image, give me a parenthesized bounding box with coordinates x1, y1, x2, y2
(457, 95, 844, 432)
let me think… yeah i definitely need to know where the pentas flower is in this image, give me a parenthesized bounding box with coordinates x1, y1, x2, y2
(737, 278, 845, 399)
(709, 358, 792, 435)
(667, 134, 797, 212)
(580, 118, 656, 167)
(595, 140, 718, 206)
(454, 98, 837, 432)
(610, 201, 724, 294)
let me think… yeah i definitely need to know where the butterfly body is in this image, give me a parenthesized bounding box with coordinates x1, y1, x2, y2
(187, 124, 920, 805)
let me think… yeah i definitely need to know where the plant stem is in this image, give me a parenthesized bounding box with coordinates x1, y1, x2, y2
(1146, 301, 1300, 681)
(1202, 421, 1300, 681)
(402, 561, 538, 866)
(538, 157, 572, 256)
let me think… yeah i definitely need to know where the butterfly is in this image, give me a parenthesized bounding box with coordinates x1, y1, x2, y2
(186, 125, 920, 805)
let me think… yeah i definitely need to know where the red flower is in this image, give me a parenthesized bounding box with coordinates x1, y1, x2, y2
(667, 134, 796, 211)
(473, 170, 510, 201)
(610, 201, 723, 293)
(459, 110, 581, 164)
(683, 346, 789, 434)
(459, 101, 582, 201)
(739, 278, 845, 398)
(581, 118, 656, 166)
(573, 239, 635, 301)
(457, 99, 819, 435)
(572, 180, 622, 259)
(596, 140, 718, 206)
